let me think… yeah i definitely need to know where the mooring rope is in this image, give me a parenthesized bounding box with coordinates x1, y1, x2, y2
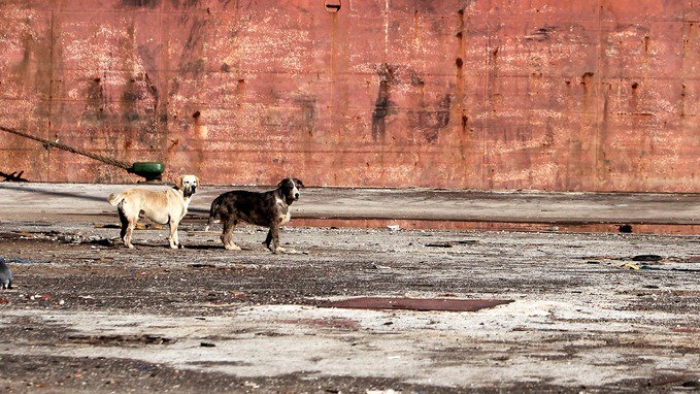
(0, 125, 132, 170)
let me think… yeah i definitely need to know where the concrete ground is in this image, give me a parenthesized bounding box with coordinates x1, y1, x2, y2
(1, 182, 700, 393)
(2, 182, 700, 225)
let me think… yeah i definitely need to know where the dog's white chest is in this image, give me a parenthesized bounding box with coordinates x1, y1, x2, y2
(275, 197, 292, 224)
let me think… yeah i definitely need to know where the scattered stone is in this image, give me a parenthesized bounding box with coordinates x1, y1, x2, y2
(425, 242, 453, 248)
(632, 254, 663, 262)
(681, 379, 700, 388)
(619, 224, 633, 233)
(0, 258, 13, 289)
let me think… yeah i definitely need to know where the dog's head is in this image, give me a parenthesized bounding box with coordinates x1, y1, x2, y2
(176, 175, 199, 198)
(277, 177, 304, 204)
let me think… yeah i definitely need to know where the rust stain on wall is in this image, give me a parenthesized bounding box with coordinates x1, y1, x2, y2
(0, 0, 698, 192)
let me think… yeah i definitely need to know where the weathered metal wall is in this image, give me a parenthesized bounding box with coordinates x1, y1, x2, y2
(0, 0, 698, 191)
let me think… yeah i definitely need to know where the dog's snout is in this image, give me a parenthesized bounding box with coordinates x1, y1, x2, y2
(294, 193, 300, 199)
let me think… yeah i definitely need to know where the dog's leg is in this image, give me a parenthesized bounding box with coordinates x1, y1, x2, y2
(204, 217, 220, 232)
(204, 210, 213, 232)
(118, 205, 137, 249)
(117, 201, 137, 249)
(168, 218, 181, 249)
(266, 224, 285, 254)
(221, 220, 241, 251)
(205, 201, 219, 232)
(117, 207, 129, 244)
(263, 230, 272, 250)
(124, 219, 136, 249)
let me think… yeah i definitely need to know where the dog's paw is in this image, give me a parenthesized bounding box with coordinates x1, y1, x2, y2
(271, 246, 287, 254)
(224, 244, 241, 251)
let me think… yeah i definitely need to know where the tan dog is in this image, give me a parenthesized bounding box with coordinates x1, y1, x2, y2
(108, 175, 199, 249)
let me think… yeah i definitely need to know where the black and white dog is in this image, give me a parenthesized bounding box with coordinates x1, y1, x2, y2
(206, 177, 304, 254)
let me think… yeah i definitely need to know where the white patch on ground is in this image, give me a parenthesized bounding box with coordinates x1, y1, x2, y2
(2, 298, 696, 388)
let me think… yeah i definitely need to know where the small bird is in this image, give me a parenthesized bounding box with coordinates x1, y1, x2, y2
(0, 258, 13, 290)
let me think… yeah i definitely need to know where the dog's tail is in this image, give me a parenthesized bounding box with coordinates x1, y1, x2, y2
(107, 192, 125, 207)
(205, 197, 221, 232)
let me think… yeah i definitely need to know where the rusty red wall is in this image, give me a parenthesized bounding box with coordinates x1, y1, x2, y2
(0, 0, 698, 191)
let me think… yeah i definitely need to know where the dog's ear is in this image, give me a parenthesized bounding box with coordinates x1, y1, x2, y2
(175, 176, 185, 190)
(293, 178, 304, 188)
(195, 176, 201, 188)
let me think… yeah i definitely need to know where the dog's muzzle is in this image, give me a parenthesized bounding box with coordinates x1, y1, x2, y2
(294, 192, 300, 200)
